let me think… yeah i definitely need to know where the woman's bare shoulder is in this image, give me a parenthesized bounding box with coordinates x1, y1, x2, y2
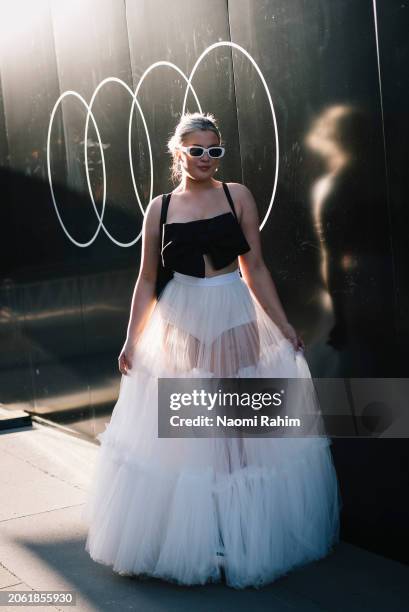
(224, 181, 254, 197)
(223, 182, 257, 212)
(143, 194, 164, 232)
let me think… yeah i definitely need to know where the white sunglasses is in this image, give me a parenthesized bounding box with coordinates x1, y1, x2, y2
(178, 145, 225, 159)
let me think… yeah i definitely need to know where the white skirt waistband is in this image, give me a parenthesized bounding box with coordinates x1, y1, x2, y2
(172, 268, 241, 286)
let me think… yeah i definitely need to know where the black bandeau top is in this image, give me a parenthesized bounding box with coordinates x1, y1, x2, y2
(159, 182, 251, 278)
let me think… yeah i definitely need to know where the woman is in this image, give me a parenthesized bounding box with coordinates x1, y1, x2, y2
(83, 112, 341, 589)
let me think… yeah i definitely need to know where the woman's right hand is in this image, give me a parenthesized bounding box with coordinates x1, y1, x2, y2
(118, 340, 135, 376)
(278, 322, 305, 352)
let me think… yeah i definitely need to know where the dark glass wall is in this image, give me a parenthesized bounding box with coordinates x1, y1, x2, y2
(0, 0, 407, 562)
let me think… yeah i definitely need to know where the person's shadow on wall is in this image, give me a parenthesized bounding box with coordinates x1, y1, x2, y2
(304, 104, 396, 377)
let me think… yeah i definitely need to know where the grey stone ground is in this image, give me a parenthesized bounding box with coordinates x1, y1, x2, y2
(0, 422, 408, 612)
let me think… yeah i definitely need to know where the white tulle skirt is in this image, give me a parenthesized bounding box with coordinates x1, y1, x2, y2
(82, 269, 341, 589)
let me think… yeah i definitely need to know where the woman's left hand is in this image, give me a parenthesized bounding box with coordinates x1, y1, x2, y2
(278, 322, 305, 352)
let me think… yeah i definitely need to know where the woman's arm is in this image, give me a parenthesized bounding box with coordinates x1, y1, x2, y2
(118, 195, 162, 374)
(233, 183, 304, 352)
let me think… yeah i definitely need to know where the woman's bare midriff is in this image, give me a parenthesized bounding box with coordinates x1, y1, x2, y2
(202, 254, 239, 277)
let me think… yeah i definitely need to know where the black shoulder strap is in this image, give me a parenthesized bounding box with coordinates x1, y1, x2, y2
(222, 182, 238, 221)
(160, 192, 171, 228)
(159, 193, 171, 263)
